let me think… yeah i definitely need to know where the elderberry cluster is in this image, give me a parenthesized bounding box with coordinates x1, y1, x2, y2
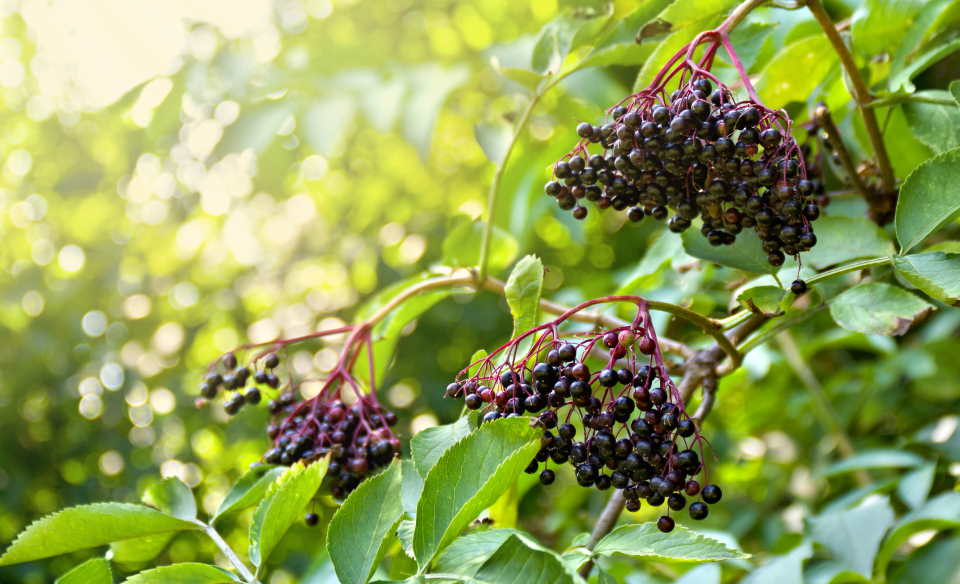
(545, 77, 825, 267)
(198, 348, 400, 499)
(263, 394, 400, 499)
(446, 326, 722, 532)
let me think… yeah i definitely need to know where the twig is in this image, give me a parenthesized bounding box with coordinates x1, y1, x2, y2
(813, 103, 871, 205)
(805, 0, 897, 222)
(198, 521, 260, 583)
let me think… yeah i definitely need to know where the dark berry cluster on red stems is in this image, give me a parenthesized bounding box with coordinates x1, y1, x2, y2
(545, 75, 826, 267)
(197, 327, 401, 498)
(445, 301, 723, 532)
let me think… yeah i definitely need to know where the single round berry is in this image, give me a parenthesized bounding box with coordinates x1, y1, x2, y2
(264, 353, 280, 369)
(791, 279, 808, 295)
(305, 512, 319, 526)
(539, 469, 556, 485)
(465, 393, 483, 410)
(701, 484, 723, 504)
(657, 516, 675, 533)
(668, 492, 686, 511)
(222, 352, 238, 370)
(244, 387, 262, 405)
(689, 501, 709, 520)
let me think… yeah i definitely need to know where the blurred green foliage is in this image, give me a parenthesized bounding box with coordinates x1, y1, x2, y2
(0, 0, 958, 582)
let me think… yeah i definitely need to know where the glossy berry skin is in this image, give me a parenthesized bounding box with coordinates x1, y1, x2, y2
(791, 279, 808, 295)
(264, 353, 280, 368)
(305, 512, 319, 526)
(657, 516, 675, 533)
(689, 501, 709, 520)
(539, 469, 556, 485)
(701, 484, 723, 504)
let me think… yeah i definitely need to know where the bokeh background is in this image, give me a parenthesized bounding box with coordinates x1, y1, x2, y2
(1, 0, 958, 582)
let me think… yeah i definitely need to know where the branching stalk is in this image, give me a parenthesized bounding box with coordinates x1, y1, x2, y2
(198, 521, 260, 583)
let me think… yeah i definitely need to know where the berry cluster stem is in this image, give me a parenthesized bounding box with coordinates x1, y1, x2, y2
(804, 0, 897, 219)
(195, 520, 261, 583)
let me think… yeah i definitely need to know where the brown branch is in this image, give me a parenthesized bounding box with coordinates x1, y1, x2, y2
(805, 0, 897, 223)
(813, 103, 872, 206)
(576, 490, 626, 578)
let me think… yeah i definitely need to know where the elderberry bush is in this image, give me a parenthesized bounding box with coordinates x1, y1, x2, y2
(545, 64, 825, 267)
(445, 301, 722, 531)
(198, 337, 401, 499)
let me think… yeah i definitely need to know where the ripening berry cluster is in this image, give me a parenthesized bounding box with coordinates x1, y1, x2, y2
(446, 327, 722, 532)
(545, 77, 825, 267)
(264, 394, 400, 499)
(198, 349, 400, 500)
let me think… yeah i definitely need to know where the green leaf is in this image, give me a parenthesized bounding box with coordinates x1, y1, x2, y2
(897, 463, 936, 509)
(829, 282, 933, 336)
(682, 228, 775, 274)
(741, 542, 812, 584)
(121, 563, 239, 583)
(888, 0, 958, 93)
(474, 535, 575, 584)
(504, 255, 544, 338)
(214, 465, 284, 521)
(874, 492, 960, 578)
(889, 38, 960, 94)
(143, 477, 197, 521)
(755, 35, 837, 109)
(676, 564, 721, 584)
(434, 528, 555, 577)
(890, 535, 960, 584)
(328, 461, 404, 584)
(396, 519, 416, 560)
(401, 459, 424, 516)
(635, 14, 724, 91)
(592, 523, 748, 561)
(301, 96, 356, 157)
(896, 147, 960, 252)
(56, 558, 112, 584)
(110, 533, 175, 565)
(249, 459, 328, 569)
(215, 99, 294, 157)
(952, 80, 960, 106)
(411, 416, 473, 477)
(655, 0, 737, 30)
(474, 122, 513, 166)
(494, 66, 544, 91)
(412, 417, 542, 569)
(0, 503, 198, 566)
(822, 449, 925, 477)
(737, 286, 785, 316)
(851, 0, 929, 57)
(442, 217, 519, 271)
(893, 252, 960, 305)
(809, 496, 895, 580)
(903, 90, 960, 154)
(532, 8, 612, 74)
(804, 216, 895, 269)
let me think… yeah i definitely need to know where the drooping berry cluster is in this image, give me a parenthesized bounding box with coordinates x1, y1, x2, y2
(544, 31, 825, 267)
(445, 298, 723, 531)
(197, 325, 400, 500)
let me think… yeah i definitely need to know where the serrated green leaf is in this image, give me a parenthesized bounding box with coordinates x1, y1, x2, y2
(741, 542, 812, 584)
(121, 562, 239, 583)
(682, 228, 775, 274)
(822, 449, 925, 477)
(411, 416, 473, 477)
(110, 533, 175, 565)
(755, 35, 837, 109)
(0, 503, 198, 566)
(875, 492, 960, 578)
(143, 477, 196, 521)
(888, 0, 958, 94)
(249, 459, 328, 569)
(952, 80, 960, 106)
(893, 252, 960, 305)
(442, 217, 519, 271)
(504, 255, 544, 339)
(655, 0, 737, 30)
(897, 463, 936, 509)
(474, 121, 513, 166)
(412, 417, 541, 569)
(401, 460, 424, 516)
(328, 461, 404, 584)
(737, 286, 785, 315)
(532, 8, 612, 74)
(214, 465, 284, 521)
(804, 216, 895, 269)
(896, 147, 960, 252)
(829, 282, 933, 336)
(889, 38, 960, 94)
(810, 496, 895, 580)
(434, 528, 556, 578)
(903, 90, 960, 154)
(593, 523, 748, 561)
(396, 519, 416, 560)
(56, 558, 112, 584)
(474, 535, 575, 584)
